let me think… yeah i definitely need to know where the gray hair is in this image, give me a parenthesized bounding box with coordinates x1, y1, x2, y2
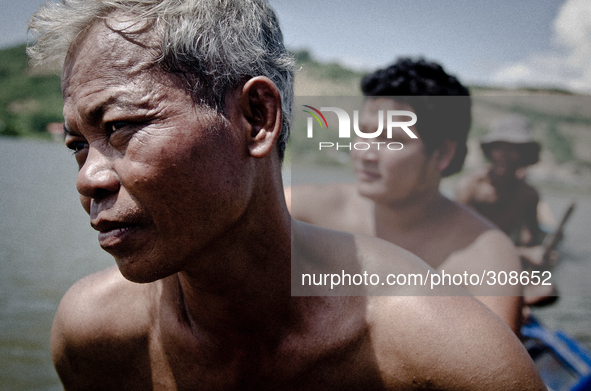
(28, 0, 294, 159)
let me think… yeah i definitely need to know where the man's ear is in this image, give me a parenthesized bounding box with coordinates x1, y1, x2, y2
(434, 139, 457, 172)
(239, 76, 282, 158)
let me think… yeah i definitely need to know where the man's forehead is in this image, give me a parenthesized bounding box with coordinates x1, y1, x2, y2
(62, 21, 160, 94)
(64, 18, 158, 75)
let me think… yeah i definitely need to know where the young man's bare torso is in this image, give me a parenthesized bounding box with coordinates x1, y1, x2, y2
(287, 183, 522, 333)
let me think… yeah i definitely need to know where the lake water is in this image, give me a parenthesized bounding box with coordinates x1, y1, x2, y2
(1, 138, 590, 390)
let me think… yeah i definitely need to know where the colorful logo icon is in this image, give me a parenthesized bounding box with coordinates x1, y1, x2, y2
(302, 105, 329, 129)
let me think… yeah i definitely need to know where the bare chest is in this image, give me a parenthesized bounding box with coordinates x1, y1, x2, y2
(374, 220, 457, 269)
(146, 326, 387, 391)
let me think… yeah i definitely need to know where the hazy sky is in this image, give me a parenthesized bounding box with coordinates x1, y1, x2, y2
(3, 0, 590, 93)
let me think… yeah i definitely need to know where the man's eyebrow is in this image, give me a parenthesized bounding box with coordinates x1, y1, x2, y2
(83, 96, 144, 124)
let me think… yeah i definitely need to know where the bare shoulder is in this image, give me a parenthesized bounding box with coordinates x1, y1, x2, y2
(449, 197, 496, 232)
(443, 201, 521, 292)
(292, 219, 434, 296)
(437, 197, 516, 258)
(439, 201, 523, 332)
(366, 295, 545, 390)
(292, 221, 543, 389)
(51, 266, 155, 388)
(52, 266, 153, 338)
(447, 201, 520, 271)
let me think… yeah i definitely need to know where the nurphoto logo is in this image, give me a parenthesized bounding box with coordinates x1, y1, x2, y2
(302, 105, 418, 151)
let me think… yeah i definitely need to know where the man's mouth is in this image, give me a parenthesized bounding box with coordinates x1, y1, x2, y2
(356, 168, 381, 181)
(91, 220, 142, 250)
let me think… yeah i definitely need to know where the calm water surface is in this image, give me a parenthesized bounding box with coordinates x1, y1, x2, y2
(1, 138, 590, 390)
(0, 138, 112, 390)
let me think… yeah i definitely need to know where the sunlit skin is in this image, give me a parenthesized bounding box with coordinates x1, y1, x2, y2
(51, 19, 545, 391)
(288, 98, 523, 334)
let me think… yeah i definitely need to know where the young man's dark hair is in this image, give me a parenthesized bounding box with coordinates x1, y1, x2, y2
(361, 57, 471, 176)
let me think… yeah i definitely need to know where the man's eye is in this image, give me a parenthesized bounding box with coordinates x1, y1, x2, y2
(66, 140, 87, 153)
(108, 121, 128, 133)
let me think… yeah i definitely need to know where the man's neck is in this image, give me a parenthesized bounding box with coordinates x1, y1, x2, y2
(371, 187, 448, 233)
(167, 171, 294, 346)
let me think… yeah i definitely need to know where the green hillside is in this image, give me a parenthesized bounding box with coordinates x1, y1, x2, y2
(0, 44, 62, 137)
(1, 44, 590, 187)
(292, 50, 364, 96)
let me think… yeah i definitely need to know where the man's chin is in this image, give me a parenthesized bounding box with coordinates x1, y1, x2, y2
(356, 182, 383, 201)
(114, 256, 172, 284)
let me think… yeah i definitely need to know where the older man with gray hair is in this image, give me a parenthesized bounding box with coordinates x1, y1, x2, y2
(29, 0, 544, 389)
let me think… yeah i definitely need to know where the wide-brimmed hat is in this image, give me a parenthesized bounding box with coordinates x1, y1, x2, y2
(480, 114, 540, 166)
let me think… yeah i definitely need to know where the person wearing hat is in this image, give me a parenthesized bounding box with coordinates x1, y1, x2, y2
(456, 114, 542, 246)
(456, 115, 559, 306)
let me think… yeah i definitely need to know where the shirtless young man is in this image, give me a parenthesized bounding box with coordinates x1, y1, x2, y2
(29, 1, 544, 389)
(287, 59, 523, 333)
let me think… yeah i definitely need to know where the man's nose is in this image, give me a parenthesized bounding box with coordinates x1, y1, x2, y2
(76, 147, 120, 200)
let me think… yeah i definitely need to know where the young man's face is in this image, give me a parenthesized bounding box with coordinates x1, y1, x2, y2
(351, 98, 442, 206)
(62, 21, 253, 283)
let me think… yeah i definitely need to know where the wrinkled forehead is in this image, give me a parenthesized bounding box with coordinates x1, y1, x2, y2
(61, 16, 161, 94)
